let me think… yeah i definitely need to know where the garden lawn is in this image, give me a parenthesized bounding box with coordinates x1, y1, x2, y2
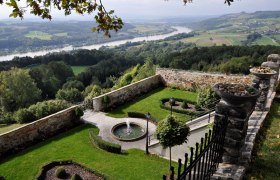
(107, 87, 198, 122)
(0, 124, 23, 134)
(246, 102, 280, 179)
(0, 124, 176, 180)
(71, 66, 89, 76)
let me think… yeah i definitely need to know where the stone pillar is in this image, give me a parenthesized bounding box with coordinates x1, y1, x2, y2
(262, 56, 279, 89)
(267, 54, 280, 67)
(214, 101, 254, 164)
(253, 77, 270, 111)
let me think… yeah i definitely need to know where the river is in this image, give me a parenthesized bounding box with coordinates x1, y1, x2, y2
(0, 26, 192, 62)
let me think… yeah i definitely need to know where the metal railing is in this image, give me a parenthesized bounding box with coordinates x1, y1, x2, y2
(163, 115, 228, 180)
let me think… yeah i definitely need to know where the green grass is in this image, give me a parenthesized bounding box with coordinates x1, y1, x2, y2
(0, 124, 176, 180)
(246, 102, 280, 179)
(71, 66, 89, 76)
(252, 36, 279, 46)
(54, 32, 68, 37)
(107, 87, 198, 122)
(25, 31, 52, 40)
(0, 124, 23, 134)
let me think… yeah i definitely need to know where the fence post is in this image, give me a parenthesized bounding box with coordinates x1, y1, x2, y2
(178, 158, 182, 179)
(170, 166, 175, 180)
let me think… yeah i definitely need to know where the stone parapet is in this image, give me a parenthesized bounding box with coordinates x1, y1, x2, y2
(156, 68, 253, 89)
(92, 75, 162, 111)
(0, 105, 80, 157)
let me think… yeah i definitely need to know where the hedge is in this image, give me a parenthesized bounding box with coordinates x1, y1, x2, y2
(127, 112, 158, 124)
(159, 98, 204, 116)
(89, 129, 122, 154)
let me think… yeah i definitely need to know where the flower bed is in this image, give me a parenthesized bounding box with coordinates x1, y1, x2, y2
(159, 98, 204, 116)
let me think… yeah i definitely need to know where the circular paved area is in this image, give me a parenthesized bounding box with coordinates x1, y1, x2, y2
(82, 110, 157, 150)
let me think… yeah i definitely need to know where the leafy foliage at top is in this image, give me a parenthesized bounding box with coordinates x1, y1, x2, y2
(156, 115, 190, 148)
(1, 0, 123, 37)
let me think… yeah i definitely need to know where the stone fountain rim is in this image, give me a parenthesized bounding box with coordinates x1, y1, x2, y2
(111, 122, 147, 142)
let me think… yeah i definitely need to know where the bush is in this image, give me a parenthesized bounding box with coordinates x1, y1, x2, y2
(71, 174, 83, 180)
(55, 167, 67, 178)
(28, 100, 70, 120)
(14, 108, 36, 124)
(56, 88, 84, 103)
(89, 129, 121, 154)
(75, 107, 84, 118)
(159, 98, 200, 116)
(181, 101, 188, 109)
(127, 112, 147, 119)
(62, 80, 85, 91)
(127, 112, 158, 124)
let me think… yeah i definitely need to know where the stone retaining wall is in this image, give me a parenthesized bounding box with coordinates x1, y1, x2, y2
(0, 105, 80, 157)
(92, 75, 162, 111)
(156, 68, 254, 89)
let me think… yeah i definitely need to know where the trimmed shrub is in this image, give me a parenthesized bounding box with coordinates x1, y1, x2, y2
(71, 174, 83, 180)
(89, 129, 121, 154)
(159, 98, 201, 116)
(14, 108, 36, 124)
(127, 111, 158, 124)
(127, 112, 147, 119)
(181, 101, 188, 109)
(75, 107, 84, 118)
(55, 167, 67, 178)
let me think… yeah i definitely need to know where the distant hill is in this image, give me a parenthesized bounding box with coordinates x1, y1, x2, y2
(172, 11, 280, 47)
(191, 11, 280, 33)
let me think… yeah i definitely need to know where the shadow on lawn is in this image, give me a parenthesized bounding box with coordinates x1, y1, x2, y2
(0, 124, 93, 164)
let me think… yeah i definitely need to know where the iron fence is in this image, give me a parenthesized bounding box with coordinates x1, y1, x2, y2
(163, 114, 228, 180)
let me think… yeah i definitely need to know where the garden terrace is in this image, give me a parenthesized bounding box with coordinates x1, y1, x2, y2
(107, 87, 198, 122)
(0, 124, 176, 180)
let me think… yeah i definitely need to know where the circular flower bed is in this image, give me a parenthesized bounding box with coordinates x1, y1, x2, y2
(37, 161, 105, 180)
(214, 83, 259, 106)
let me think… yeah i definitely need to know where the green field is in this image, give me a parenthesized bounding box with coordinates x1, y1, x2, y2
(129, 24, 173, 35)
(252, 36, 280, 46)
(107, 87, 198, 122)
(71, 66, 89, 75)
(0, 124, 175, 180)
(25, 31, 52, 40)
(178, 32, 246, 46)
(246, 102, 280, 179)
(0, 124, 23, 134)
(54, 32, 68, 37)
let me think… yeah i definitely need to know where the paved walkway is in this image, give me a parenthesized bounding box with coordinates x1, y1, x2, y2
(82, 110, 157, 150)
(82, 110, 214, 161)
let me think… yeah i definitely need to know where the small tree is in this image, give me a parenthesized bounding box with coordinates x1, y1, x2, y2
(156, 115, 190, 170)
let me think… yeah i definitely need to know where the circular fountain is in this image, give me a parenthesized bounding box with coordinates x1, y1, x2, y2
(111, 119, 147, 142)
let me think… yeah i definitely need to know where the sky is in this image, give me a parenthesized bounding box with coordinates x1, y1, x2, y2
(0, 0, 280, 21)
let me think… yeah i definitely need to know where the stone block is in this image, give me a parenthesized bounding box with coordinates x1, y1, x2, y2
(211, 164, 246, 180)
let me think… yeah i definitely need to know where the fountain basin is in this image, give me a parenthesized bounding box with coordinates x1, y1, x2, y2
(111, 122, 147, 142)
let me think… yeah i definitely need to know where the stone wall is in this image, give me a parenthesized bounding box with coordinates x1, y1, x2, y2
(0, 105, 80, 157)
(156, 68, 254, 89)
(92, 75, 162, 111)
